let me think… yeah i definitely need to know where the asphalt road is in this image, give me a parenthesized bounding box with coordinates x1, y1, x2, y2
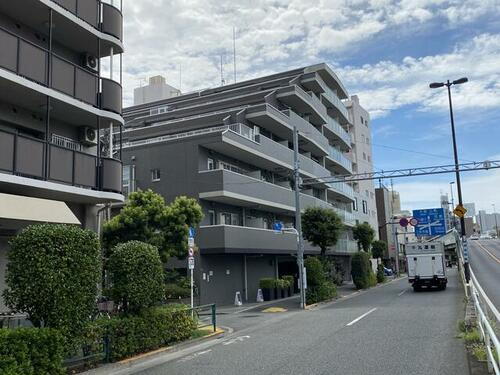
(469, 239, 500, 309)
(135, 270, 468, 375)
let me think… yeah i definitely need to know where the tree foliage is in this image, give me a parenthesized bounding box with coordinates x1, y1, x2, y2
(371, 240, 387, 259)
(304, 257, 337, 304)
(103, 190, 203, 262)
(106, 241, 165, 313)
(353, 222, 375, 252)
(302, 207, 344, 257)
(351, 251, 377, 289)
(3, 224, 100, 338)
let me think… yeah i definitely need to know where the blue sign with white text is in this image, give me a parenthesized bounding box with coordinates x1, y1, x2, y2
(413, 208, 447, 237)
(188, 227, 195, 238)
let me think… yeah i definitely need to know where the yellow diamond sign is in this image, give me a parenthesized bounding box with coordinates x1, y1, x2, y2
(453, 205, 467, 218)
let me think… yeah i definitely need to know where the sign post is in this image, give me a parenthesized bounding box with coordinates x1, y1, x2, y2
(188, 227, 195, 310)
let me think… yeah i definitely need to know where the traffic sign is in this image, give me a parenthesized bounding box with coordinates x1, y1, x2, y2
(188, 256, 195, 270)
(409, 218, 418, 226)
(454, 205, 467, 218)
(188, 237, 195, 248)
(462, 239, 469, 262)
(413, 208, 447, 237)
(188, 247, 194, 257)
(273, 221, 283, 233)
(399, 218, 409, 227)
(189, 227, 195, 238)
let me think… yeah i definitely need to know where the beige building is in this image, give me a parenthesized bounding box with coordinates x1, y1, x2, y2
(134, 75, 181, 106)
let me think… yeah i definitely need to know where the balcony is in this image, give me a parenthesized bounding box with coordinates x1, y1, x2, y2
(276, 85, 328, 126)
(321, 87, 350, 124)
(322, 118, 351, 151)
(245, 103, 292, 140)
(327, 180, 355, 203)
(0, 25, 122, 115)
(284, 110, 329, 157)
(0, 128, 122, 202)
(197, 225, 357, 255)
(326, 146, 353, 174)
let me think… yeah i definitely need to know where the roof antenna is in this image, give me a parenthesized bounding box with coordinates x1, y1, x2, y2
(220, 55, 225, 86)
(233, 27, 237, 83)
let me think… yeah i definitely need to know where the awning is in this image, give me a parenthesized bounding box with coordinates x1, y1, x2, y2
(0, 193, 80, 225)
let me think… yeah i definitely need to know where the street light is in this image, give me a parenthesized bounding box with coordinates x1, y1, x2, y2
(449, 182, 456, 229)
(430, 77, 469, 282)
(492, 204, 499, 239)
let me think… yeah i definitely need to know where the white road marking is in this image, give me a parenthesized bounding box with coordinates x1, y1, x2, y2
(346, 308, 377, 327)
(222, 335, 251, 346)
(398, 290, 407, 296)
(177, 349, 212, 363)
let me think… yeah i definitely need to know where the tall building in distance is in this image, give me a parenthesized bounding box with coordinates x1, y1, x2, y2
(123, 63, 358, 305)
(133, 75, 181, 105)
(346, 95, 378, 233)
(0, 0, 125, 311)
(463, 203, 476, 218)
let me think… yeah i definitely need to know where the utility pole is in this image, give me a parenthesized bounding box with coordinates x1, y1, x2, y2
(430, 77, 470, 282)
(450, 182, 456, 229)
(293, 124, 306, 309)
(493, 204, 499, 238)
(390, 179, 400, 276)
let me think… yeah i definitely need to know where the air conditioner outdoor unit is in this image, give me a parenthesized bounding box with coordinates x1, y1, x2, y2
(82, 53, 98, 72)
(79, 126, 98, 146)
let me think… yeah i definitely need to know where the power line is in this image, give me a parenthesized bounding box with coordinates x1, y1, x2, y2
(371, 142, 476, 163)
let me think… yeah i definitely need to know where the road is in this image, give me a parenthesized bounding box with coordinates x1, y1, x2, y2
(469, 239, 500, 309)
(134, 270, 468, 375)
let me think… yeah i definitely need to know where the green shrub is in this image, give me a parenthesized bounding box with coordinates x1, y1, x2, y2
(93, 305, 196, 361)
(372, 240, 387, 259)
(3, 224, 100, 341)
(0, 328, 65, 375)
(376, 264, 386, 283)
(165, 284, 190, 299)
(306, 281, 337, 304)
(305, 257, 326, 287)
(283, 275, 294, 288)
(107, 241, 165, 313)
(259, 278, 276, 289)
(351, 252, 376, 289)
(463, 329, 482, 345)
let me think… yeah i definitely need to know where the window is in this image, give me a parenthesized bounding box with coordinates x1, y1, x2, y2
(366, 190, 369, 197)
(207, 158, 215, 170)
(367, 155, 371, 162)
(231, 213, 240, 226)
(366, 137, 370, 145)
(220, 213, 232, 225)
(151, 169, 160, 182)
(360, 116, 364, 124)
(208, 210, 215, 225)
(353, 197, 358, 211)
(313, 188, 322, 199)
(362, 200, 368, 214)
(363, 152, 366, 160)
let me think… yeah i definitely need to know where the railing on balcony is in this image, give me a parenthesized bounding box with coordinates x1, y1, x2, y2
(321, 86, 350, 121)
(327, 146, 353, 172)
(0, 25, 122, 114)
(327, 180, 355, 199)
(50, 0, 123, 40)
(323, 118, 351, 147)
(0, 129, 122, 194)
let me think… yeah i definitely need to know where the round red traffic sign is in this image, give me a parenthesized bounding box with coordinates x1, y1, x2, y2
(409, 218, 418, 226)
(399, 218, 409, 227)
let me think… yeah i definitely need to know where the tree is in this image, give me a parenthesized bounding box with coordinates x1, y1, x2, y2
(351, 251, 377, 289)
(302, 207, 344, 257)
(106, 241, 165, 313)
(103, 190, 203, 262)
(353, 222, 375, 252)
(3, 224, 100, 338)
(371, 240, 387, 259)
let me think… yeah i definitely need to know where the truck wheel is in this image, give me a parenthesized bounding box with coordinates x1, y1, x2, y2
(413, 285, 421, 292)
(442, 284, 447, 291)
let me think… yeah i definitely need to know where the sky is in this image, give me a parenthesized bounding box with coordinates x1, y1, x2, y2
(120, 0, 500, 214)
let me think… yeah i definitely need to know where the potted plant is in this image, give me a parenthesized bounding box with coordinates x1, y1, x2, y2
(281, 279, 290, 298)
(259, 278, 276, 301)
(283, 275, 294, 296)
(275, 279, 284, 299)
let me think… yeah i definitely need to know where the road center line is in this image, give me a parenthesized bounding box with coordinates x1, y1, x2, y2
(346, 308, 377, 327)
(398, 290, 407, 296)
(476, 242, 500, 264)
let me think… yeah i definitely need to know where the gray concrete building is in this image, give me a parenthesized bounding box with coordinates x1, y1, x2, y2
(134, 75, 181, 106)
(122, 64, 358, 305)
(346, 95, 378, 233)
(0, 0, 124, 311)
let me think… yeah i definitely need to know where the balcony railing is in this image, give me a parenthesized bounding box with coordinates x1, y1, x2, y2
(327, 180, 355, 199)
(323, 118, 351, 148)
(321, 86, 350, 121)
(0, 129, 122, 194)
(328, 146, 353, 173)
(0, 25, 122, 114)
(51, 0, 123, 40)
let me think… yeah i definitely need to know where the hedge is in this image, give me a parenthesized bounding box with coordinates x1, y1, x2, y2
(351, 252, 377, 289)
(0, 328, 65, 375)
(259, 278, 276, 289)
(88, 305, 197, 361)
(377, 264, 387, 283)
(305, 257, 337, 304)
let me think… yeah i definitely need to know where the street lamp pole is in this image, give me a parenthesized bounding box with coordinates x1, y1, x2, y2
(293, 124, 306, 309)
(449, 182, 456, 229)
(430, 77, 469, 282)
(492, 204, 499, 238)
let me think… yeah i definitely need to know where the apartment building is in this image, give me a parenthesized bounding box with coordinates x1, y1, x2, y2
(345, 95, 378, 233)
(122, 64, 358, 305)
(0, 0, 124, 311)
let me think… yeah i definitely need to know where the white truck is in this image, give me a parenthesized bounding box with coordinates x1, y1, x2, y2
(406, 241, 447, 292)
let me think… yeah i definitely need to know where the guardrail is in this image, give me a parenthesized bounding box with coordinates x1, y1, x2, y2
(469, 268, 500, 374)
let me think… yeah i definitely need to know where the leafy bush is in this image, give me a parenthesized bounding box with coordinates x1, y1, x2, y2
(165, 284, 190, 299)
(463, 329, 482, 345)
(351, 252, 377, 289)
(282, 275, 294, 290)
(322, 258, 345, 286)
(372, 240, 387, 259)
(3, 224, 100, 341)
(107, 241, 165, 313)
(259, 278, 276, 289)
(376, 264, 386, 283)
(306, 281, 337, 304)
(305, 257, 326, 287)
(92, 305, 196, 361)
(0, 328, 65, 375)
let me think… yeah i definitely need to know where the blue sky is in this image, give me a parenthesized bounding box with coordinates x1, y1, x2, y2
(122, 0, 500, 213)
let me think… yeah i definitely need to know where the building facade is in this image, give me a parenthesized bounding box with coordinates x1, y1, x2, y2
(133, 75, 181, 106)
(122, 64, 359, 305)
(345, 95, 378, 233)
(0, 0, 125, 311)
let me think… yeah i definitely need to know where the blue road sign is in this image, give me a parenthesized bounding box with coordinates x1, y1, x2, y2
(273, 221, 283, 232)
(413, 208, 447, 237)
(189, 227, 195, 238)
